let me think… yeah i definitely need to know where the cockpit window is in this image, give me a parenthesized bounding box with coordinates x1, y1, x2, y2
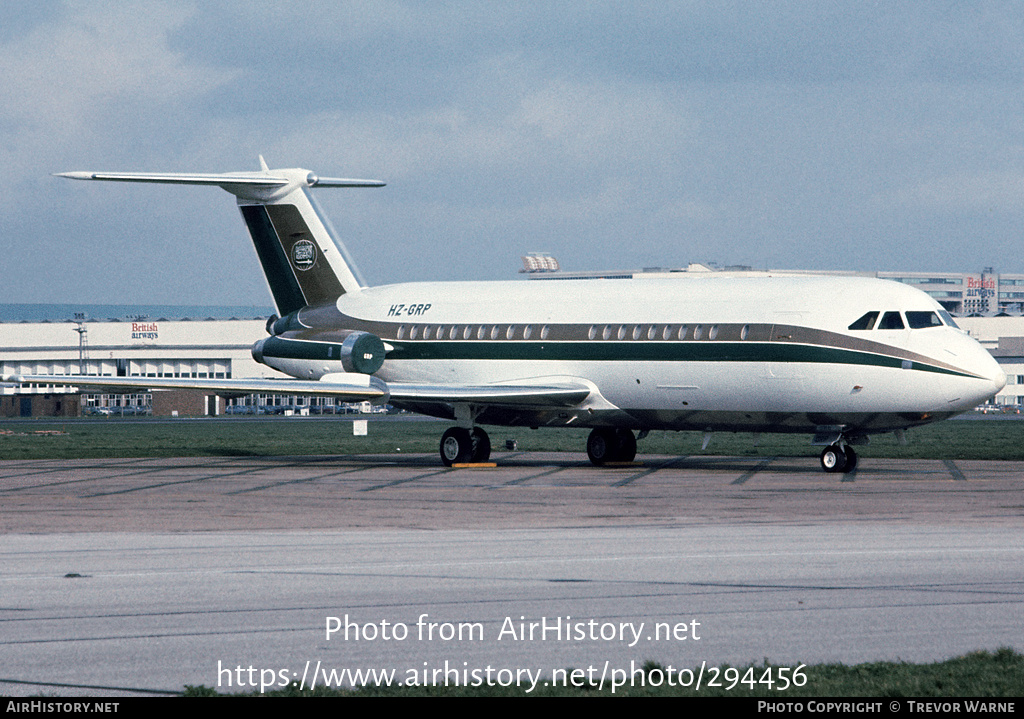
(878, 311, 905, 330)
(937, 310, 959, 329)
(848, 311, 879, 330)
(906, 311, 943, 329)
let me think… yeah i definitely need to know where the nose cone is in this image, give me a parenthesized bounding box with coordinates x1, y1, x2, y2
(993, 364, 1008, 392)
(966, 341, 1006, 404)
(932, 329, 1006, 411)
(991, 363, 1008, 395)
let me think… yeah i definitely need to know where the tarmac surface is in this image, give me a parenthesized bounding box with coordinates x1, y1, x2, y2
(1, 452, 1022, 696)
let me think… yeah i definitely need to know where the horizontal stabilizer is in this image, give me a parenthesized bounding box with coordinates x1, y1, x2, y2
(55, 171, 288, 186)
(55, 171, 384, 189)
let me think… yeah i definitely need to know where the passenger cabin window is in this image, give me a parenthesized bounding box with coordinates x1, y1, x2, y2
(848, 312, 878, 330)
(906, 311, 943, 329)
(878, 311, 905, 330)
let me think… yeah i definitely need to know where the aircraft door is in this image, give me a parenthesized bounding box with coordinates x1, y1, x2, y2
(767, 313, 807, 384)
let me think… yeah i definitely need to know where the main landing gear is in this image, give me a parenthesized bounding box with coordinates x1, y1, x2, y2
(439, 426, 491, 466)
(586, 428, 637, 466)
(820, 444, 858, 474)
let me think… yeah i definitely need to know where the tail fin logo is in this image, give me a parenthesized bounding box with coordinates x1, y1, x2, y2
(291, 240, 317, 271)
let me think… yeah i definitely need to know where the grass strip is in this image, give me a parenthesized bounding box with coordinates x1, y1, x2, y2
(2, 416, 1024, 461)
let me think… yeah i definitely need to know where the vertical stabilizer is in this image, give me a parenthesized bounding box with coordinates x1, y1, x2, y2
(56, 162, 385, 316)
(238, 185, 364, 314)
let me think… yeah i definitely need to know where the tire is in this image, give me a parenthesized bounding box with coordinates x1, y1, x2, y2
(614, 429, 637, 462)
(587, 428, 616, 466)
(470, 427, 491, 463)
(587, 428, 636, 465)
(841, 445, 857, 473)
(820, 445, 848, 474)
(440, 427, 473, 466)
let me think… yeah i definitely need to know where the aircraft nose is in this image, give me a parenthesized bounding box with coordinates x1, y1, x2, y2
(992, 365, 1008, 394)
(972, 345, 1006, 400)
(946, 331, 1006, 409)
(991, 366, 1007, 393)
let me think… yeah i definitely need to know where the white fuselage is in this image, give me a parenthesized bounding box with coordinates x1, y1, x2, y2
(258, 274, 1006, 435)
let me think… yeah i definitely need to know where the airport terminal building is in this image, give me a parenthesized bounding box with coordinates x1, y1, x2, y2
(0, 314, 355, 417)
(4, 266, 1024, 417)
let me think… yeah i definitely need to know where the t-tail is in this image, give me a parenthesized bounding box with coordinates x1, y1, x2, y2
(56, 157, 384, 316)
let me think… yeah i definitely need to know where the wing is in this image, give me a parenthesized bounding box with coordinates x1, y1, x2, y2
(383, 379, 606, 427)
(387, 381, 591, 407)
(7, 373, 389, 402)
(6, 374, 593, 408)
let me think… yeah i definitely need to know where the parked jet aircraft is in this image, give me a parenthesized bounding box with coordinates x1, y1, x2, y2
(18, 160, 1006, 472)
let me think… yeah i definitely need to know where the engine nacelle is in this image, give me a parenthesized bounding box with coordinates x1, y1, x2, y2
(268, 311, 304, 336)
(252, 330, 386, 376)
(265, 314, 280, 335)
(339, 331, 386, 374)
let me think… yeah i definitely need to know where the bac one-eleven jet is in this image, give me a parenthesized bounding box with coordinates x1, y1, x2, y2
(21, 160, 1006, 472)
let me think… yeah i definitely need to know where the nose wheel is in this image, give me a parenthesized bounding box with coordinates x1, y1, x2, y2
(820, 444, 857, 474)
(440, 426, 491, 466)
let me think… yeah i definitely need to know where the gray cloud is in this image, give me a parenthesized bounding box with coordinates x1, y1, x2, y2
(3, 1, 1023, 304)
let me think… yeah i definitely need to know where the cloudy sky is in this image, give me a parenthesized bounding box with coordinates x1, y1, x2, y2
(3, 1, 1023, 305)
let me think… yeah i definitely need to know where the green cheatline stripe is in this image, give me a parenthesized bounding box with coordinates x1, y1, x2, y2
(261, 337, 975, 378)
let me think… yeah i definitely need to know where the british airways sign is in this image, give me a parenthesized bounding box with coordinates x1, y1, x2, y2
(965, 276, 996, 300)
(131, 322, 158, 341)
